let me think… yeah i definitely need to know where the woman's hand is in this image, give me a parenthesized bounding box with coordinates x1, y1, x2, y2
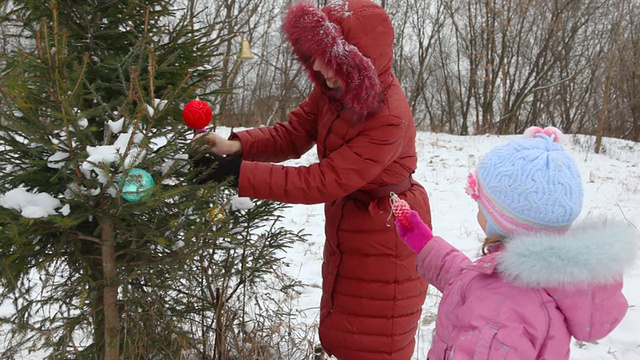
(190, 153, 241, 187)
(193, 132, 242, 156)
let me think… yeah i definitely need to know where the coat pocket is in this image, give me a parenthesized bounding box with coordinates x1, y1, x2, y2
(450, 325, 509, 360)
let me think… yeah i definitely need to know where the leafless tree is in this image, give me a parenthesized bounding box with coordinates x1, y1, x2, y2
(192, 0, 639, 141)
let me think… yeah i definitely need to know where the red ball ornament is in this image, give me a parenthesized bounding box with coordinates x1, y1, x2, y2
(182, 99, 212, 130)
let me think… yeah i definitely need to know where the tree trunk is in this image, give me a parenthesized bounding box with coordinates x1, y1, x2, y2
(93, 286, 106, 360)
(99, 215, 120, 360)
(596, 12, 623, 153)
(214, 286, 228, 360)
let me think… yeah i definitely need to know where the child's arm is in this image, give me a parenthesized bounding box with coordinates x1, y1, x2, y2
(415, 234, 472, 293)
(393, 199, 471, 292)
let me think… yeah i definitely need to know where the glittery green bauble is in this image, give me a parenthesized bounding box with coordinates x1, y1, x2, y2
(120, 168, 154, 202)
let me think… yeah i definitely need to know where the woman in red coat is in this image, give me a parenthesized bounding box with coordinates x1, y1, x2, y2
(193, 1, 431, 358)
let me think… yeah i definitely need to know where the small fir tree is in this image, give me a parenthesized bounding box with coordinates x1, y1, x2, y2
(0, 1, 306, 359)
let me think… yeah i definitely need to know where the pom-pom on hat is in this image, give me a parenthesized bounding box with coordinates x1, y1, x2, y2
(467, 126, 584, 237)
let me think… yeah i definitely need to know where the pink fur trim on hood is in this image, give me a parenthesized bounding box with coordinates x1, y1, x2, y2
(283, 1, 384, 120)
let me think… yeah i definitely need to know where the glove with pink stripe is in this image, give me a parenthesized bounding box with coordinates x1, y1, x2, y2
(391, 195, 433, 254)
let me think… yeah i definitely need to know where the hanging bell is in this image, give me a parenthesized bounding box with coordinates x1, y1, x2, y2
(237, 37, 254, 61)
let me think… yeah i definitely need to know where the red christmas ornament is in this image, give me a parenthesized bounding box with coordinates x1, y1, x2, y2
(390, 192, 413, 228)
(182, 99, 212, 130)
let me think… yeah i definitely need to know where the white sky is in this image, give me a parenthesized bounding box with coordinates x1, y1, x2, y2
(1, 127, 639, 359)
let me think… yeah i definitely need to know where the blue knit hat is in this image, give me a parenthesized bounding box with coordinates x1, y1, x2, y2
(466, 127, 584, 237)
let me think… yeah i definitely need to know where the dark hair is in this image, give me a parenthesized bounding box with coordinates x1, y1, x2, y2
(481, 235, 505, 255)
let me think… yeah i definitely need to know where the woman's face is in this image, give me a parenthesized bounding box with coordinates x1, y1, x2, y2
(312, 58, 342, 89)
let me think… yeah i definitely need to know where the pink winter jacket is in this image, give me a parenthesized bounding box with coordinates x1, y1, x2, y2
(415, 222, 638, 360)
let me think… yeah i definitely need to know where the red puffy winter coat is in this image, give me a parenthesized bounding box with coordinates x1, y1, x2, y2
(231, 1, 431, 358)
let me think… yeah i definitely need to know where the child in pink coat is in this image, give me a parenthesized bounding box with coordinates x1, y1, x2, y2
(392, 126, 639, 359)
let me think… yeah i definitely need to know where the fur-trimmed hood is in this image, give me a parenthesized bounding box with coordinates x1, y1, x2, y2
(282, 0, 394, 120)
(497, 219, 639, 288)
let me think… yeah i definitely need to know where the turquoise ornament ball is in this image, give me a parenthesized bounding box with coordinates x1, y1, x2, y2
(120, 168, 155, 202)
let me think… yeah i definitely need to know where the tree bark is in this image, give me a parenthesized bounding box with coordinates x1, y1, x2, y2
(99, 215, 120, 360)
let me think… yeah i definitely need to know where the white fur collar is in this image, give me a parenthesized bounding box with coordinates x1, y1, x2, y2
(497, 220, 639, 287)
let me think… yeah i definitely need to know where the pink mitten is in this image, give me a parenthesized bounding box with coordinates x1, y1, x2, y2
(391, 195, 413, 228)
(390, 195, 433, 253)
